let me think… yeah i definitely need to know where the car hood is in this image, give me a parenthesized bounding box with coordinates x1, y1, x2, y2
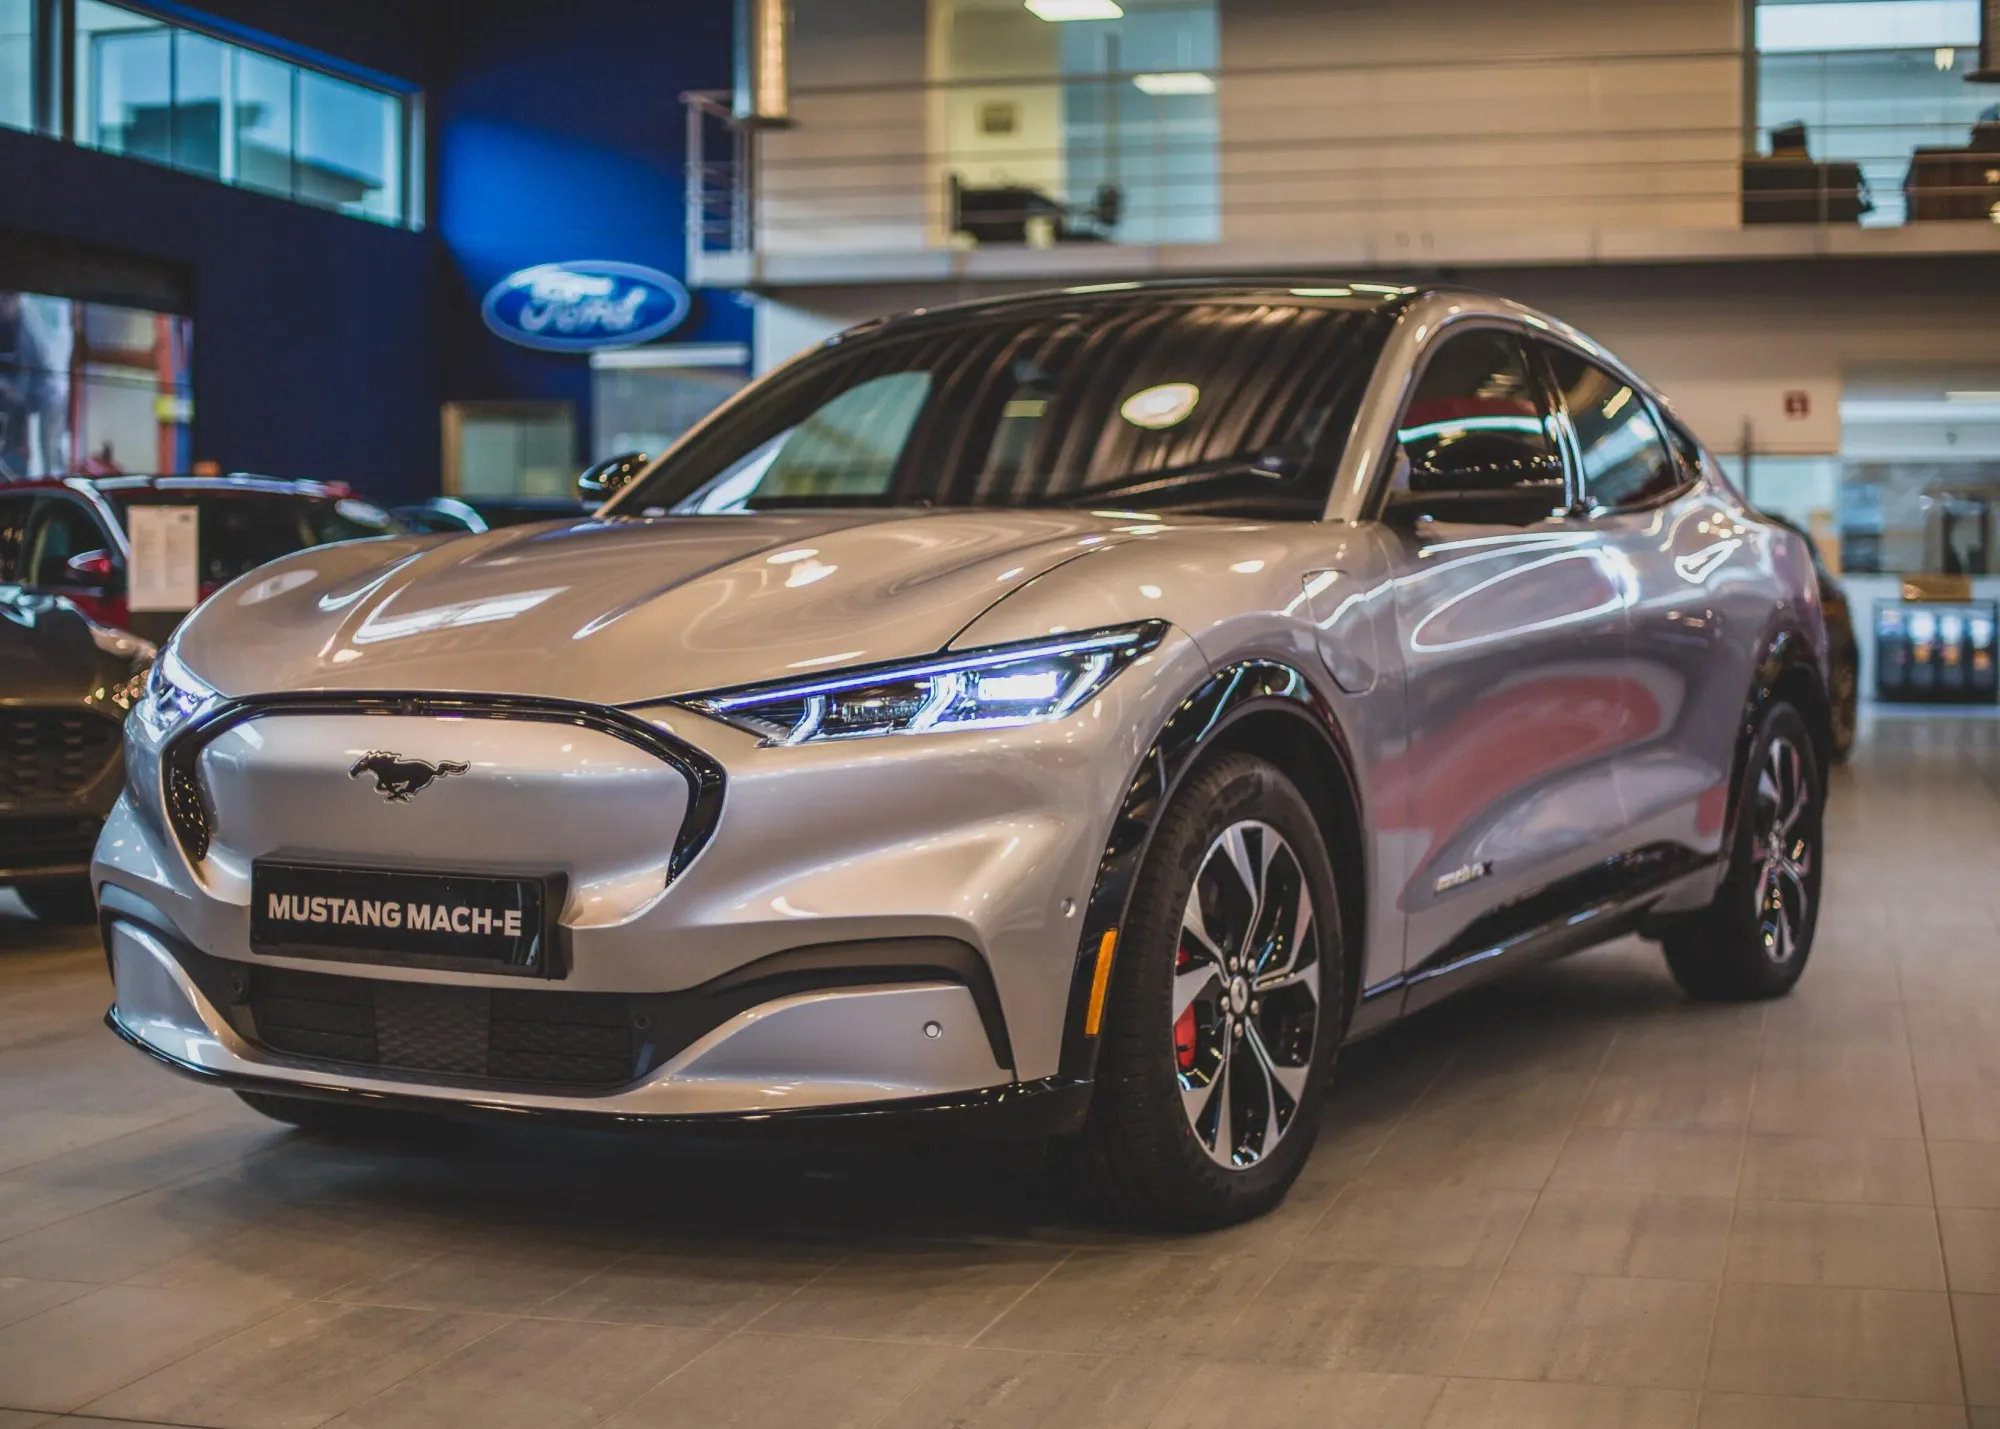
(0, 591, 148, 706)
(173, 510, 1162, 705)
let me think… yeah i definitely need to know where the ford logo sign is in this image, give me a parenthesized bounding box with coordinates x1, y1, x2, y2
(481, 261, 692, 352)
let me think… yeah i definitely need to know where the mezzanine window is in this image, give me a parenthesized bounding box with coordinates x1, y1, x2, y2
(1, 0, 420, 229)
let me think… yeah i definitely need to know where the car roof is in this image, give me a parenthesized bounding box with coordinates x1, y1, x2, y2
(1, 474, 352, 500)
(838, 278, 1433, 343)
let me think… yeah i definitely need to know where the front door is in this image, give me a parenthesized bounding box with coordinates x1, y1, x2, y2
(1375, 325, 1638, 1003)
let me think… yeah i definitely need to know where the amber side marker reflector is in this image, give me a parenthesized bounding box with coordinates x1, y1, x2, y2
(1084, 929, 1118, 1036)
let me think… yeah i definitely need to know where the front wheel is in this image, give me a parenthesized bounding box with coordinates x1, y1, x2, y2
(1079, 753, 1344, 1229)
(1661, 701, 1823, 1001)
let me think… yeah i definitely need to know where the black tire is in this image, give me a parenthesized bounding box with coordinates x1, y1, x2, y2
(1661, 701, 1823, 1001)
(1080, 753, 1345, 1229)
(15, 878, 98, 925)
(235, 1090, 423, 1139)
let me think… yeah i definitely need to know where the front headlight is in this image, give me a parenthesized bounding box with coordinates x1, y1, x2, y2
(134, 647, 217, 738)
(683, 621, 1167, 745)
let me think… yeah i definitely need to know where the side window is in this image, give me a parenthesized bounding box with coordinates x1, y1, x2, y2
(0, 496, 30, 582)
(1543, 346, 1683, 511)
(1396, 329, 1562, 499)
(22, 498, 109, 586)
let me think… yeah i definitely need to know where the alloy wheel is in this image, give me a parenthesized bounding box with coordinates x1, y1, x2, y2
(1172, 819, 1321, 1168)
(1751, 733, 1815, 964)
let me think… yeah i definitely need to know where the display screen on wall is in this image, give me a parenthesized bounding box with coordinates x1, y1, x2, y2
(0, 288, 193, 480)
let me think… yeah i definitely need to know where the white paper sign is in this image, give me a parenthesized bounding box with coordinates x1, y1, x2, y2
(126, 505, 200, 612)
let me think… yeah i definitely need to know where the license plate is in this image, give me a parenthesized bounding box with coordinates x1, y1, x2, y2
(250, 862, 553, 975)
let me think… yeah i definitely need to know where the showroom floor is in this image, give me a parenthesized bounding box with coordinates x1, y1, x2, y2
(0, 715, 1996, 1429)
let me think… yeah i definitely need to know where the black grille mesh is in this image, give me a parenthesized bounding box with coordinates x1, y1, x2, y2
(0, 709, 120, 801)
(247, 966, 640, 1088)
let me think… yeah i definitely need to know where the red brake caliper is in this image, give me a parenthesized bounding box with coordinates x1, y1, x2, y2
(1174, 946, 1198, 1071)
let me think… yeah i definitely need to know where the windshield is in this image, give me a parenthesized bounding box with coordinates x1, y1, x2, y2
(613, 300, 1393, 521)
(112, 493, 401, 586)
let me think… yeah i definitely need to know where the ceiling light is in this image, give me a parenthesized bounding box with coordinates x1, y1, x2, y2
(1132, 71, 1214, 95)
(1025, 0, 1122, 19)
(1947, 391, 2000, 402)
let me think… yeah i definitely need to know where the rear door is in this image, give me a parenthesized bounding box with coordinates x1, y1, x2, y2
(1379, 324, 1637, 1001)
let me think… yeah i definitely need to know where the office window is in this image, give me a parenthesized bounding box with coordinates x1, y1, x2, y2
(1755, 0, 1993, 227)
(0, 0, 32, 134)
(72, 1, 416, 227)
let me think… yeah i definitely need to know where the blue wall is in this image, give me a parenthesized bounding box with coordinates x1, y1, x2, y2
(433, 0, 748, 456)
(0, 0, 740, 500)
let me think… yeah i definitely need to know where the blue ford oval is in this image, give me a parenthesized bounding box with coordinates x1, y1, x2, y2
(480, 261, 691, 352)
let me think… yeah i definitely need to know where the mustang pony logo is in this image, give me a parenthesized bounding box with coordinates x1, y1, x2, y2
(348, 751, 471, 803)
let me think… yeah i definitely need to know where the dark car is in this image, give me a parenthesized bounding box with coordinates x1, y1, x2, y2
(0, 475, 404, 642)
(393, 495, 595, 534)
(0, 588, 152, 922)
(1767, 514, 1857, 760)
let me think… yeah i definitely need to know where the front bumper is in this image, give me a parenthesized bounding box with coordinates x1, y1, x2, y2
(94, 630, 1206, 1117)
(104, 914, 1091, 1128)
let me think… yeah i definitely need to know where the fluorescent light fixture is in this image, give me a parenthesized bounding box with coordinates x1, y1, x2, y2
(1025, 0, 1122, 19)
(1947, 391, 2000, 402)
(1132, 71, 1215, 95)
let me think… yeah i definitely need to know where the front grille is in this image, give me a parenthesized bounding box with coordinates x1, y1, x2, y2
(245, 966, 643, 1089)
(0, 816, 100, 870)
(0, 708, 121, 801)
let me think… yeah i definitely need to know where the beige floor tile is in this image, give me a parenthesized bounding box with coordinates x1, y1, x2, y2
(1960, 1292, 2000, 1407)
(748, 1241, 1065, 1346)
(1547, 1129, 1744, 1198)
(1942, 1208, 2000, 1294)
(81, 1299, 506, 1429)
(1452, 1271, 1715, 1389)
(534, 1242, 845, 1332)
(603, 1333, 955, 1429)
(0, 1277, 92, 1333)
(1149, 1363, 1439, 1429)
(1971, 1409, 2000, 1429)
(1509, 1191, 1733, 1280)
(1933, 1142, 2000, 1209)
(0, 1412, 52, 1428)
(1294, 1184, 1534, 1269)
(977, 1249, 1280, 1358)
(1425, 1378, 1697, 1428)
(1697, 1394, 1973, 1428)
(872, 1348, 1196, 1429)
(326, 1237, 624, 1316)
(1577, 1070, 1754, 1132)
(1751, 1070, 1925, 1140)
(1725, 1201, 1946, 1291)
(0, 1284, 283, 1413)
(1355, 1126, 1570, 1192)
(1739, 1135, 1935, 1206)
(1706, 1284, 1963, 1403)
(321, 1317, 717, 1429)
(1205, 1261, 1494, 1374)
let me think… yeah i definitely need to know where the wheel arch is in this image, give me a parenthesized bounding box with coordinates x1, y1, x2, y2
(1056, 660, 1367, 1083)
(1728, 627, 1832, 847)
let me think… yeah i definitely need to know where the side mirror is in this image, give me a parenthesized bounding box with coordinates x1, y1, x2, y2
(577, 451, 650, 502)
(63, 550, 115, 583)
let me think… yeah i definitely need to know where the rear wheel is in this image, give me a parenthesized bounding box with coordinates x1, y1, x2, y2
(1662, 702, 1823, 1001)
(1080, 753, 1343, 1229)
(15, 878, 97, 925)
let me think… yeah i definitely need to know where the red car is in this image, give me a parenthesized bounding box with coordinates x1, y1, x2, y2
(0, 476, 404, 641)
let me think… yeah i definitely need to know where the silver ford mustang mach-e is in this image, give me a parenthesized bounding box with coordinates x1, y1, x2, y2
(98, 283, 1829, 1226)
